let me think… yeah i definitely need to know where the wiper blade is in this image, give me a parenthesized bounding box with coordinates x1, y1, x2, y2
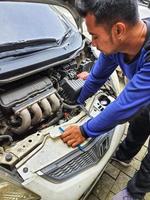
(139, 0, 150, 6)
(0, 45, 52, 59)
(0, 38, 57, 53)
(57, 28, 72, 45)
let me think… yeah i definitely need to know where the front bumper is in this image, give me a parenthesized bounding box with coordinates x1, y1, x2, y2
(16, 123, 126, 200)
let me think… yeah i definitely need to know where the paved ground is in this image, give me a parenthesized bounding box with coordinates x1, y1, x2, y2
(87, 125, 150, 200)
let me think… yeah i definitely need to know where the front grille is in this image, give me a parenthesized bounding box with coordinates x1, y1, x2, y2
(39, 130, 113, 183)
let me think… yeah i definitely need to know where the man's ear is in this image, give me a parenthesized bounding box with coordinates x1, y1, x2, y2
(112, 22, 126, 40)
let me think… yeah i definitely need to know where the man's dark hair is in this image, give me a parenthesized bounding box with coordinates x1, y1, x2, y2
(75, 0, 139, 27)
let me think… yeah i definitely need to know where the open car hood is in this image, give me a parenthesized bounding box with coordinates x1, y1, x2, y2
(0, 0, 83, 84)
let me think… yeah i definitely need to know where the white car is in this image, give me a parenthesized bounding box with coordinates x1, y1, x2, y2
(0, 1, 149, 200)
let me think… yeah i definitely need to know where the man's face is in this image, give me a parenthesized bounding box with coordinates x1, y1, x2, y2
(85, 14, 119, 55)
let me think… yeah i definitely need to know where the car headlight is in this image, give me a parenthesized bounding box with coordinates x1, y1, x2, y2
(0, 172, 40, 200)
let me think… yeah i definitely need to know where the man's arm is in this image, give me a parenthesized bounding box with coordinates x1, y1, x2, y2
(61, 53, 118, 147)
(61, 60, 150, 147)
(82, 61, 150, 137)
(77, 53, 118, 104)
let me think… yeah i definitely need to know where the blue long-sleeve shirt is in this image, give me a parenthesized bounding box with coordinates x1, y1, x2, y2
(77, 19, 150, 138)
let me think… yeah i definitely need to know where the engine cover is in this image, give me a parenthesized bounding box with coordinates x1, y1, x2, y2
(0, 76, 54, 112)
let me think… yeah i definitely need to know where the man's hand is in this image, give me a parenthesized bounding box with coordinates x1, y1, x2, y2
(77, 71, 89, 80)
(60, 125, 86, 148)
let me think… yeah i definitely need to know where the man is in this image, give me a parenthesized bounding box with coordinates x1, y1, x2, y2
(60, 0, 150, 199)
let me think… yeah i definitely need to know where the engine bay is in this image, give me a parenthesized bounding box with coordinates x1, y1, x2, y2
(0, 40, 116, 176)
(0, 57, 91, 137)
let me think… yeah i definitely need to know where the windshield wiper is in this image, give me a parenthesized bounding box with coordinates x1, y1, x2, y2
(0, 45, 53, 59)
(139, 0, 150, 6)
(0, 38, 57, 53)
(57, 28, 72, 45)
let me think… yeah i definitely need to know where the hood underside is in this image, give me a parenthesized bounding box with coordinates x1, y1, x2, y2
(0, 0, 83, 84)
(1, 0, 82, 29)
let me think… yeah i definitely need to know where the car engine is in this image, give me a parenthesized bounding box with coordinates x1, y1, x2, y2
(0, 44, 115, 145)
(0, 61, 82, 136)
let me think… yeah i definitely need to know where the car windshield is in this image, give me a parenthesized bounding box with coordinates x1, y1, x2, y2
(0, 2, 68, 48)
